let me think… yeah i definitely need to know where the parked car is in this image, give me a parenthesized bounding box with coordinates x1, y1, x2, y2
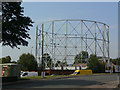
(21, 72, 38, 77)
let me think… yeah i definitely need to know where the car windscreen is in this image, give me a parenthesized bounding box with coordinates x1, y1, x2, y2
(22, 72, 28, 76)
(73, 72, 78, 74)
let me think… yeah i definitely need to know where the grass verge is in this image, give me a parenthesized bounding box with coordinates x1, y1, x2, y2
(21, 75, 72, 80)
(21, 73, 117, 80)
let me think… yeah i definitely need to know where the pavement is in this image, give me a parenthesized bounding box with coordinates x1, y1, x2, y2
(2, 75, 78, 86)
(85, 80, 119, 88)
(2, 74, 120, 88)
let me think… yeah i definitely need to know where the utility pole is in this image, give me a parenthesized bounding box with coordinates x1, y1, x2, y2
(36, 26, 38, 62)
(31, 47, 33, 55)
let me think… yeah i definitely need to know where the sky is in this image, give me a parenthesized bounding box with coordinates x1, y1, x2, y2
(1, 2, 118, 62)
(23, 0, 120, 2)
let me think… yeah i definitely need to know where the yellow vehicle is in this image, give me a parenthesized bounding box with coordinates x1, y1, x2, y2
(72, 70, 92, 75)
(72, 70, 80, 75)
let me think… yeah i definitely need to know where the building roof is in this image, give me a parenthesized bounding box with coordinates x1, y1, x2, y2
(0, 63, 18, 65)
(73, 63, 87, 67)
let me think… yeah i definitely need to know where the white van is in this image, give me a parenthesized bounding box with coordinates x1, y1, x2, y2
(21, 72, 38, 77)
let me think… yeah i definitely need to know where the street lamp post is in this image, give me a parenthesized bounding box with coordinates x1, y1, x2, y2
(31, 47, 33, 55)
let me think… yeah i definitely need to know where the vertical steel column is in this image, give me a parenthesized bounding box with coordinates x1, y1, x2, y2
(86, 34, 87, 52)
(81, 20, 83, 64)
(107, 26, 111, 73)
(94, 22, 97, 55)
(41, 24, 44, 71)
(65, 20, 68, 66)
(35, 26, 38, 63)
(86, 34, 88, 62)
(103, 24, 105, 62)
(54, 34, 56, 68)
(75, 34, 77, 57)
(103, 30, 105, 61)
(45, 32, 48, 53)
(107, 26, 110, 64)
(45, 31, 48, 68)
(52, 21, 54, 69)
(38, 30, 41, 67)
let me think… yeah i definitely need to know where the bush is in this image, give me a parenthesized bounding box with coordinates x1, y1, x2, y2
(87, 54, 105, 73)
(17, 53, 38, 71)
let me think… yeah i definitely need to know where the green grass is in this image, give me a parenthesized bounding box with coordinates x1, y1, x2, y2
(21, 75, 72, 80)
(21, 76, 42, 80)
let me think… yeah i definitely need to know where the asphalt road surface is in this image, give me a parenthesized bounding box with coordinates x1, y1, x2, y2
(3, 74, 119, 88)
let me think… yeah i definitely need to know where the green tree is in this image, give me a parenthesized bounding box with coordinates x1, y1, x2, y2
(74, 51, 89, 64)
(5, 56, 11, 62)
(17, 53, 38, 71)
(98, 60, 105, 73)
(42, 53, 53, 68)
(2, 2, 33, 48)
(87, 54, 105, 73)
(55, 60, 61, 67)
(0, 56, 11, 63)
(111, 58, 120, 65)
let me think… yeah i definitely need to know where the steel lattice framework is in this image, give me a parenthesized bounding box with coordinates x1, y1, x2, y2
(36, 19, 110, 69)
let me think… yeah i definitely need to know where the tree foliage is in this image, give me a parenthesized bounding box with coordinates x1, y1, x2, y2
(42, 53, 53, 68)
(110, 58, 120, 65)
(2, 2, 33, 48)
(17, 53, 38, 71)
(55, 60, 61, 67)
(87, 54, 105, 73)
(0, 56, 11, 64)
(74, 51, 89, 64)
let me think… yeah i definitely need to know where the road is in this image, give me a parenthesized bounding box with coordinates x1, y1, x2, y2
(3, 74, 119, 88)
